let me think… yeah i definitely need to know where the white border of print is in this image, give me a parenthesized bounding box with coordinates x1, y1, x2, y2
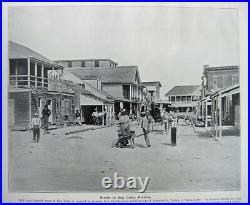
(2, 2, 248, 203)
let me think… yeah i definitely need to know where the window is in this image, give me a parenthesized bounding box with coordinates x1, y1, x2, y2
(85, 60, 95, 67)
(181, 96, 186, 102)
(9, 60, 15, 75)
(176, 96, 181, 101)
(68, 61, 72, 68)
(232, 75, 239, 85)
(192, 96, 199, 101)
(99, 61, 112, 67)
(123, 85, 130, 99)
(187, 96, 191, 101)
(79, 83, 85, 89)
(171, 96, 175, 102)
(72, 61, 82, 67)
(95, 60, 99, 67)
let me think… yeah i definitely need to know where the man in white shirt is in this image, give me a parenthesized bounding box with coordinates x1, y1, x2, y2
(31, 113, 42, 143)
(141, 112, 151, 147)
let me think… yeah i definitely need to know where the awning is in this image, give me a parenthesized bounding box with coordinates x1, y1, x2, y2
(80, 95, 104, 106)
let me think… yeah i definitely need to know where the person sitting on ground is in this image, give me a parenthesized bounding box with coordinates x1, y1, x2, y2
(119, 109, 131, 145)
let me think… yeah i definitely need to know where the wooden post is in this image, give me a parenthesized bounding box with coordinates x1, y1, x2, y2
(29, 90, 32, 129)
(129, 85, 132, 101)
(218, 93, 222, 139)
(15, 61, 18, 87)
(35, 62, 38, 86)
(102, 105, 105, 126)
(215, 96, 218, 139)
(205, 99, 208, 128)
(27, 58, 30, 86)
(41, 64, 44, 87)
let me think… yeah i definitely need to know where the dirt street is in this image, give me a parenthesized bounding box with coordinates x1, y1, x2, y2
(9, 122, 240, 193)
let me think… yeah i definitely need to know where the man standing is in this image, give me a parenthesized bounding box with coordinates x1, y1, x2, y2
(42, 105, 51, 135)
(75, 110, 81, 126)
(92, 109, 98, 125)
(141, 112, 151, 148)
(162, 109, 170, 133)
(103, 109, 107, 126)
(31, 113, 41, 143)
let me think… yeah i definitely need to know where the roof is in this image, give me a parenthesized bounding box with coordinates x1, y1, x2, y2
(141, 81, 162, 87)
(55, 59, 118, 65)
(165, 85, 201, 96)
(62, 71, 114, 101)
(67, 66, 141, 85)
(9, 41, 64, 68)
(9, 41, 51, 61)
(204, 65, 239, 74)
(64, 80, 113, 103)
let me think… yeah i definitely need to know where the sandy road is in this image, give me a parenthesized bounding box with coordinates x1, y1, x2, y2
(9, 122, 240, 193)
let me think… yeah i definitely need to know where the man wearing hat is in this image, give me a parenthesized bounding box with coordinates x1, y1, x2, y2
(141, 112, 151, 147)
(31, 113, 42, 143)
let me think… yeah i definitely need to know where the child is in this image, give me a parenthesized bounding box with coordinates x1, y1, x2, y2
(31, 113, 42, 143)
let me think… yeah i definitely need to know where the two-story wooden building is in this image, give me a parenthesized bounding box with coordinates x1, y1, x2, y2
(9, 42, 112, 129)
(8, 41, 75, 129)
(55, 59, 144, 117)
(165, 85, 201, 113)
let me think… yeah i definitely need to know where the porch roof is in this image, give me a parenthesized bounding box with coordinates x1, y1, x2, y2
(9, 41, 63, 69)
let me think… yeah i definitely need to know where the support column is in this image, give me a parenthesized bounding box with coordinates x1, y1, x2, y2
(215, 97, 218, 138)
(129, 85, 132, 101)
(35, 62, 38, 86)
(218, 93, 222, 139)
(41, 64, 44, 87)
(27, 58, 30, 86)
(102, 105, 105, 126)
(29, 91, 32, 129)
(15, 61, 18, 87)
(205, 99, 208, 128)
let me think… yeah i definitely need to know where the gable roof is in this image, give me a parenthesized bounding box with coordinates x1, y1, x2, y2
(67, 66, 140, 85)
(9, 41, 51, 61)
(62, 70, 114, 101)
(165, 85, 201, 96)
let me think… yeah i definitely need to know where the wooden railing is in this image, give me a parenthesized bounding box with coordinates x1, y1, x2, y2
(9, 75, 48, 88)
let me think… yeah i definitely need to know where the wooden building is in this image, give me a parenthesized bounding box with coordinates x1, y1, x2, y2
(8, 41, 76, 129)
(199, 65, 240, 127)
(165, 85, 201, 113)
(55, 60, 144, 117)
(209, 84, 240, 140)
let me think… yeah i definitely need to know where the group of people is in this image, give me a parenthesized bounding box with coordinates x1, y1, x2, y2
(162, 108, 177, 134)
(92, 109, 108, 126)
(118, 109, 153, 148)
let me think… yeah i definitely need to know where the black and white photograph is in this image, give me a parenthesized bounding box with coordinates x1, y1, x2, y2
(2, 2, 248, 203)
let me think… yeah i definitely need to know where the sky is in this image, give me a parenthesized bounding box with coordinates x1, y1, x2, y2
(8, 5, 239, 98)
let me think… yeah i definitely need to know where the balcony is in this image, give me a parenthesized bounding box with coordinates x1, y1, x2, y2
(9, 75, 48, 89)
